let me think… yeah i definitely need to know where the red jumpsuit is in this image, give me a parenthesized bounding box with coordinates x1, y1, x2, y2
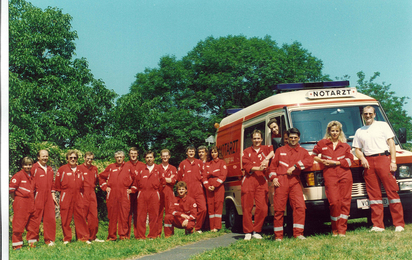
(78, 163, 100, 240)
(158, 164, 177, 236)
(241, 145, 273, 234)
(123, 160, 146, 239)
(164, 195, 197, 237)
(31, 162, 56, 244)
(268, 144, 313, 239)
(313, 139, 354, 235)
(178, 159, 207, 232)
(202, 158, 227, 230)
(99, 162, 134, 240)
(353, 121, 404, 229)
(131, 164, 163, 239)
(55, 164, 89, 242)
(9, 170, 37, 248)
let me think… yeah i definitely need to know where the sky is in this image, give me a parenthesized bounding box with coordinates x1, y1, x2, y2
(28, 0, 412, 115)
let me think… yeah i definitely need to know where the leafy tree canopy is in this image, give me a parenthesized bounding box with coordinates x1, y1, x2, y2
(356, 71, 412, 145)
(115, 35, 330, 163)
(9, 0, 117, 171)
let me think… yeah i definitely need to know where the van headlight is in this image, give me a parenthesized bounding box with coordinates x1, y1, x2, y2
(398, 165, 411, 178)
(399, 182, 412, 190)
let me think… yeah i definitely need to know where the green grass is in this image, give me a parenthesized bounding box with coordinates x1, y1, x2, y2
(10, 218, 412, 260)
(191, 221, 412, 260)
(9, 220, 227, 260)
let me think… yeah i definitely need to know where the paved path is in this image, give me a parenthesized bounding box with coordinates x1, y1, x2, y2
(136, 232, 242, 260)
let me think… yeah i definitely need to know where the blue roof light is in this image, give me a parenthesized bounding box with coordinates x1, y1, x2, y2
(224, 108, 243, 116)
(273, 81, 350, 92)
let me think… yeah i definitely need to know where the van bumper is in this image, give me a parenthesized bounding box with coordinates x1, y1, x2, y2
(305, 191, 412, 220)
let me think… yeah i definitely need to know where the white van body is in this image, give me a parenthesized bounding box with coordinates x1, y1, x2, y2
(216, 82, 412, 230)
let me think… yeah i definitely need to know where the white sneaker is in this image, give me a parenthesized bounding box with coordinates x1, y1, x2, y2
(244, 233, 252, 240)
(85, 241, 92, 245)
(196, 230, 202, 234)
(275, 238, 282, 242)
(370, 226, 385, 232)
(94, 238, 105, 242)
(252, 233, 262, 239)
(63, 241, 69, 245)
(339, 234, 346, 237)
(395, 226, 404, 232)
(296, 235, 306, 240)
(48, 241, 55, 247)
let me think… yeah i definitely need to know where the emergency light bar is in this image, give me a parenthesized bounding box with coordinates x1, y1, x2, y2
(273, 81, 349, 92)
(224, 108, 243, 116)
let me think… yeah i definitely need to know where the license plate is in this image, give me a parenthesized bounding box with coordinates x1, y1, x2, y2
(357, 197, 389, 209)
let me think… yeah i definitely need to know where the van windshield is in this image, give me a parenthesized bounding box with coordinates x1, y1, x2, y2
(291, 105, 388, 150)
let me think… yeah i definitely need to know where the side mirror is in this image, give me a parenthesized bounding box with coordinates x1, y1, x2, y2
(398, 128, 407, 143)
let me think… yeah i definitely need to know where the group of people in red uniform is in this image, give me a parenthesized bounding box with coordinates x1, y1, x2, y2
(9, 149, 105, 250)
(10, 105, 405, 249)
(244, 108, 404, 241)
(9, 145, 227, 250)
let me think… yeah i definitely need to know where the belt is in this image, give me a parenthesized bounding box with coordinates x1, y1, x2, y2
(365, 151, 389, 157)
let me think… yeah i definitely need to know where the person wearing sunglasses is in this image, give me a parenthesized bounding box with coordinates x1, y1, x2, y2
(55, 150, 91, 244)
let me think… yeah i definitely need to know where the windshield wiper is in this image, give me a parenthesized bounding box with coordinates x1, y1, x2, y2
(300, 141, 318, 144)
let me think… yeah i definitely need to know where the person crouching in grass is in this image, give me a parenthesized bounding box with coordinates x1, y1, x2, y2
(164, 181, 197, 237)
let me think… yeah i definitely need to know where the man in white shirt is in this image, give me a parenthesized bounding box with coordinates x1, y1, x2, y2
(353, 106, 404, 232)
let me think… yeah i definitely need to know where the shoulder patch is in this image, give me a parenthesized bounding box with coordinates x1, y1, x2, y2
(193, 203, 197, 208)
(12, 178, 17, 183)
(223, 165, 227, 169)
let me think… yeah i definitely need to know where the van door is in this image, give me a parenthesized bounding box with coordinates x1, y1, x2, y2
(265, 113, 288, 216)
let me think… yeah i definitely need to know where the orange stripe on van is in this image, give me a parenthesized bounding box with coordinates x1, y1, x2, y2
(244, 99, 374, 121)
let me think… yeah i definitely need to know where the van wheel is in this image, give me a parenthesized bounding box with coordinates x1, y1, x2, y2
(404, 210, 412, 224)
(226, 202, 242, 232)
(383, 208, 393, 226)
(285, 202, 293, 237)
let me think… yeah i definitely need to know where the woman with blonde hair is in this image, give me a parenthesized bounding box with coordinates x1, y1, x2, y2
(313, 121, 354, 237)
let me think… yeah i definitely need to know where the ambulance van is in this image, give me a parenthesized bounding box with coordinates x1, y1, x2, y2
(216, 81, 412, 230)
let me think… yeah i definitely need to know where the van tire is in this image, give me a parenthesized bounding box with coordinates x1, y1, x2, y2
(226, 202, 242, 232)
(285, 202, 293, 237)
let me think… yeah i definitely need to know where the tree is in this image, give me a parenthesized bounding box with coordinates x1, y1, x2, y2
(113, 55, 208, 164)
(115, 35, 330, 162)
(183, 36, 330, 117)
(9, 0, 117, 170)
(356, 71, 412, 144)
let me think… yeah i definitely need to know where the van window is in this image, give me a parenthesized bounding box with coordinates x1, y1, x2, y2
(267, 115, 287, 147)
(243, 121, 266, 150)
(290, 105, 389, 150)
